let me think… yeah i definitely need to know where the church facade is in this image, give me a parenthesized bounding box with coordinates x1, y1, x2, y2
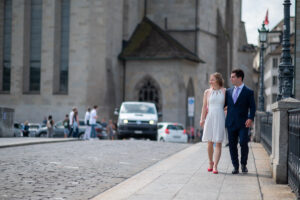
(0, 0, 254, 130)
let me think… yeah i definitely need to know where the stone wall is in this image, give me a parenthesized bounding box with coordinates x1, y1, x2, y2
(0, 107, 14, 137)
(0, 0, 124, 123)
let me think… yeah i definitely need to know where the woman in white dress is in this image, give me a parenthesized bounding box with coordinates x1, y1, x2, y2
(200, 72, 226, 174)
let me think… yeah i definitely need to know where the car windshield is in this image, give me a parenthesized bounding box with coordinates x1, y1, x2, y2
(14, 124, 21, 129)
(120, 104, 156, 114)
(167, 125, 177, 130)
(166, 124, 184, 130)
(29, 125, 40, 129)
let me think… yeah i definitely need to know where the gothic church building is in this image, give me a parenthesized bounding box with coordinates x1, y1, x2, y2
(0, 0, 254, 130)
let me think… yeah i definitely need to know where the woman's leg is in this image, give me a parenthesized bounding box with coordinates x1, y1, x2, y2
(213, 142, 222, 171)
(207, 141, 214, 168)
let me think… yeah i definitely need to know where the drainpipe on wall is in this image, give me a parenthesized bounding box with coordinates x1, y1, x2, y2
(144, 0, 147, 17)
(122, 60, 126, 102)
(194, 0, 199, 54)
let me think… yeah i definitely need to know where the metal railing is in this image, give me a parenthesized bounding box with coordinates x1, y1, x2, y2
(260, 112, 273, 155)
(288, 108, 300, 198)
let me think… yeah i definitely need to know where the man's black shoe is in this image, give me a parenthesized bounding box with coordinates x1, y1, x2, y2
(232, 168, 239, 174)
(241, 165, 248, 173)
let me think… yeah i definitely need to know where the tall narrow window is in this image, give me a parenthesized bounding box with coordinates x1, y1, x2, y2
(29, 0, 42, 91)
(59, 0, 70, 93)
(2, 0, 12, 91)
(138, 80, 160, 111)
(272, 76, 277, 86)
(272, 58, 278, 69)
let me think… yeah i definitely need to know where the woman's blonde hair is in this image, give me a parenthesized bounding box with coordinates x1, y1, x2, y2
(211, 72, 224, 87)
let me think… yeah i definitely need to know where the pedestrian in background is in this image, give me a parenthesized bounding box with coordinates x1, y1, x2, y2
(23, 121, 30, 137)
(90, 105, 98, 138)
(47, 115, 54, 138)
(107, 120, 115, 140)
(42, 117, 47, 126)
(72, 109, 79, 138)
(68, 107, 76, 137)
(84, 108, 91, 140)
(63, 114, 69, 138)
(100, 117, 107, 129)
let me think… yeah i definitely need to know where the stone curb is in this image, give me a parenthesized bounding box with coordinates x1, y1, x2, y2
(0, 138, 79, 148)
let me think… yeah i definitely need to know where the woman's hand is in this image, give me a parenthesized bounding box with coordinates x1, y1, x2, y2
(200, 120, 205, 128)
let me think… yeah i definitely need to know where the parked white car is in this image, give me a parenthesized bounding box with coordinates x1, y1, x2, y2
(157, 122, 188, 143)
(28, 123, 45, 137)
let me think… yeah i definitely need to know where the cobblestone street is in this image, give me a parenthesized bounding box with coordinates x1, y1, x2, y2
(0, 140, 190, 200)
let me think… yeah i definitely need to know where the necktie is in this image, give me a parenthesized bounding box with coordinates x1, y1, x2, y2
(233, 87, 240, 103)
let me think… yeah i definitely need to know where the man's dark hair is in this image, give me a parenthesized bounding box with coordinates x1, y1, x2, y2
(93, 105, 98, 109)
(231, 69, 244, 81)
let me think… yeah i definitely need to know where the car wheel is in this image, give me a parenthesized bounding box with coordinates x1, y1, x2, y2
(118, 136, 123, 140)
(39, 132, 47, 137)
(149, 136, 156, 141)
(159, 137, 165, 142)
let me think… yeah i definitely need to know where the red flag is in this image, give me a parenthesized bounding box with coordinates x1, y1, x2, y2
(264, 10, 269, 25)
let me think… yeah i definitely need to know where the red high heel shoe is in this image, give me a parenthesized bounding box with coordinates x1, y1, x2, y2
(207, 162, 214, 172)
(213, 170, 218, 174)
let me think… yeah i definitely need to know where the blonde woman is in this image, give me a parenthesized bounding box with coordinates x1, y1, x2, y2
(200, 72, 226, 174)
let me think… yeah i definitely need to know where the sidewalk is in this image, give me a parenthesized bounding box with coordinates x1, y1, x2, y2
(0, 137, 77, 148)
(93, 142, 296, 200)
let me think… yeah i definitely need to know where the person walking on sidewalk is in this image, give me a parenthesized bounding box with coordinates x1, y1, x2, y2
(68, 107, 76, 137)
(72, 109, 79, 138)
(83, 108, 91, 140)
(200, 72, 226, 174)
(47, 115, 54, 138)
(63, 114, 69, 138)
(225, 69, 256, 174)
(22, 121, 30, 137)
(107, 119, 115, 140)
(90, 105, 98, 138)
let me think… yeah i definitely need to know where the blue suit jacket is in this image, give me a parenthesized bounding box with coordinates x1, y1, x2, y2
(225, 85, 256, 130)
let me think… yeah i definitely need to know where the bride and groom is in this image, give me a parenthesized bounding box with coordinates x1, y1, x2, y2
(200, 69, 256, 174)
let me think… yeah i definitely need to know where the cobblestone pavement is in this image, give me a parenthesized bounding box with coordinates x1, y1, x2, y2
(0, 140, 190, 200)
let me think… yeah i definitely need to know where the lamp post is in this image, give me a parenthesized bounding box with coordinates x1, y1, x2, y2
(258, 23, 268, 111)
(277, 0, 294, 100)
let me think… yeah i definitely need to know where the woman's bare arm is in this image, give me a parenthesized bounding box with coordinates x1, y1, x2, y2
(200, 90, 209, 127)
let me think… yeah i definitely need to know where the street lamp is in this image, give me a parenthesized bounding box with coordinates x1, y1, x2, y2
(258, 23, 268, 111)
(278, 0, 294, 100)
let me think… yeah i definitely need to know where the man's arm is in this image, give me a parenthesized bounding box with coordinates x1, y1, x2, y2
(248, 90, 256, 120)
(224, 89, 228, 108)
(245, 90, 256, 128)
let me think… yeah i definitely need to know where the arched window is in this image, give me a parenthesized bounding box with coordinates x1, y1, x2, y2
(136, 77, 161, 112)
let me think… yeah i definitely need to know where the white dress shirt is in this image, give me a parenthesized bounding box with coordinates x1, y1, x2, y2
(232, 83, 244, 100)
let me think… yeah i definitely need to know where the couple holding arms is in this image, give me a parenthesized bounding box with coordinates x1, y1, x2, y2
(200, 69, 256, 174)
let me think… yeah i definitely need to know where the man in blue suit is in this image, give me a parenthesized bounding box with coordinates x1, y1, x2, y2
(225, 69, 256, 174)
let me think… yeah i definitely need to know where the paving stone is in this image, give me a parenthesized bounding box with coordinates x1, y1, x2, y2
(0, 140, 189, 200)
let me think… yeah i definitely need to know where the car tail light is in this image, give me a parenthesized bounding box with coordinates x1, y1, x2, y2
(183, 129, 186, 134)
(95, 128, 101, 132)
(165, 129, 170, 134)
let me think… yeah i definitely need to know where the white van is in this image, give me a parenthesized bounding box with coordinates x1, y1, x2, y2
(115, 101, 159, 140)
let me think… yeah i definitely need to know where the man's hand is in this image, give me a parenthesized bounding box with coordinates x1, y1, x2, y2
(245, 119, 253, 128)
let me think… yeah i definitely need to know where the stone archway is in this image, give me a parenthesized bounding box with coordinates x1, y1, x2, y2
(134, 75, 162, 113)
